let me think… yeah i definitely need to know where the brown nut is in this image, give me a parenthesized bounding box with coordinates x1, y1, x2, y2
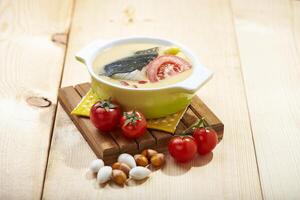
(112, 169, 127, 185)
(111, 162, 130, 176)
(119, 163, 131, 176)
(141, 149, 158, 160)
(111, 162, 121, 170)
(134, 154, 149, 167)
(150, 153, 165, 168)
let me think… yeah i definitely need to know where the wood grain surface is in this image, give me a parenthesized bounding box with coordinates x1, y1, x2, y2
(1, 0, 300, 199)
(42, 0, 261, 199)
(0, 1, 73, 199)
(230, 0, 300, 198)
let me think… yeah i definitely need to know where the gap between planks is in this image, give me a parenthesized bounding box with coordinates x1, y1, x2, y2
(226, 0, 264, 199)
(39, 0, 77, 199)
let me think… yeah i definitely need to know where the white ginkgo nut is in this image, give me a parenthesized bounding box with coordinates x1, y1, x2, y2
(89, 159, 104, 173)
(118, 153, 136, 168)
(97, 166, 112, 184)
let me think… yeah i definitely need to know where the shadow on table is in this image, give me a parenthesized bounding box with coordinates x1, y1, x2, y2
(161, 152, 213, 176)
(94, 177, 150, 189)
(85, 152, 213, 189)
(86, 170, 150, 189)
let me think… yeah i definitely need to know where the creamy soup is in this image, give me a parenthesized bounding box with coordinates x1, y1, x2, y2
(93, 43, 193, 88)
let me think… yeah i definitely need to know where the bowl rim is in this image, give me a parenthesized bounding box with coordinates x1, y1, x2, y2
(76, 36, 213, 92)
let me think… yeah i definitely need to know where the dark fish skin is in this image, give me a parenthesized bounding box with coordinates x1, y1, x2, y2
(103, 52, 158, 77)
(134, 47, 159, 55)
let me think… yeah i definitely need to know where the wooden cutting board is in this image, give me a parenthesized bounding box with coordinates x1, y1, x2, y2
(58, 82, 224, 164)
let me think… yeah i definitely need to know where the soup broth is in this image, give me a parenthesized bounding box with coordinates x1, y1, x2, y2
(93, 43, 193, 88)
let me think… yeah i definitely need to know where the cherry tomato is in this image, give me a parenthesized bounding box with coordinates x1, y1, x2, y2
(90, 99, 122, 132)
(168, 136, 197, 163)
(120, 111, 147, 139)
(193, 128, 218, 155)
(146, 55, 191, 82)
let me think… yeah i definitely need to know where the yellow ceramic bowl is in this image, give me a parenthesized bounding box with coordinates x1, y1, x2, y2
(75, 37, 213, 119)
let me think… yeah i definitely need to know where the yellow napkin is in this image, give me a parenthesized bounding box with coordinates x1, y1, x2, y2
(146, 108, 187, 133)
(71, 89, 99, 116)
(71, 89, 186, 133)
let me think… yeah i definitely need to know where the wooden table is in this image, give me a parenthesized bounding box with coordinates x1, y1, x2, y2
(1, 0, 300, 199)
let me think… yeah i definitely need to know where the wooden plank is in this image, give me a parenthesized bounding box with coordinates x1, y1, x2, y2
(135, 130, 157, 150)
(109, 129, 139, 154)
(43, 0, 262, 199)
(150, 130, 172, 148)
(230, 0, 300, 198)
(181, 108, 198, 127)
(190, 97, 224, 136)
(75, 82, 91, 96)
(74, 85, 87, 97)
(174, 121, 187, 135)
(0, 1, 73, 199)
(58, 87, 119, 158)
(190, 97, 220, 124)
(293, 1, 300, 58)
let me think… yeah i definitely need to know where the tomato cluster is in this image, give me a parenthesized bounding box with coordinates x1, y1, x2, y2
(168, 119, 218, 163)
(90, 99, 147, 139)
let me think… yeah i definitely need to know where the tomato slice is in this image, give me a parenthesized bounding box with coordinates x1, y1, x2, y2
(146, 55, 191, 82)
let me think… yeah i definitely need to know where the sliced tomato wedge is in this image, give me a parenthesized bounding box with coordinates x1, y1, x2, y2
(146, 55, 191, 82)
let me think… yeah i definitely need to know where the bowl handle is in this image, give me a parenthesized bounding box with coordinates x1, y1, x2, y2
(177, 67, 213, 94)
(75, 40, 106, 64)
